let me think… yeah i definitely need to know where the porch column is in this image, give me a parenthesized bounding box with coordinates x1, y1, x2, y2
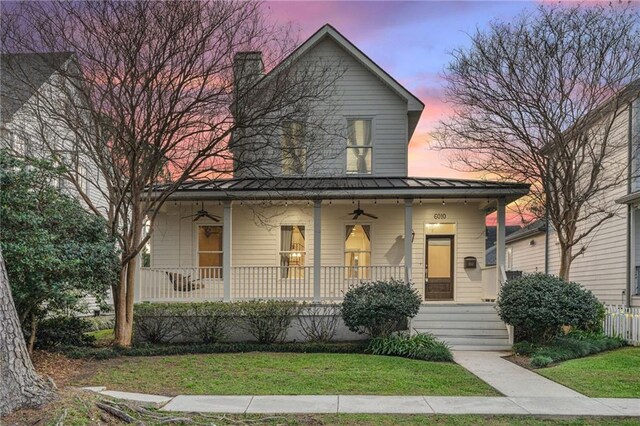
(223, 201, 232, 302)
(496, 197, 506, 286)
(313, 200, 322, 302)
(404, 198, 413, 284)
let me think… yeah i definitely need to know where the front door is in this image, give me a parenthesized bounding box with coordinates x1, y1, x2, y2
(425, 236, 454, 300)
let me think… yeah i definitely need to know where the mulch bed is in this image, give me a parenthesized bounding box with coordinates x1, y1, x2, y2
(32, 350, 92, 387)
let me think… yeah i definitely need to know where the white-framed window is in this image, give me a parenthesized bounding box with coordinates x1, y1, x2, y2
(281, 121, 306, 175)
(346, 119, 372, 174)
(345, 224, 371, 278)
(197, 225, 223, 277)
(280, 225, 305, 278)
(506, 246, 514, 271)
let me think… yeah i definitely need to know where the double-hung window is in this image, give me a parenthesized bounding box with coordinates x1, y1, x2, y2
(281, 121, 306, 175)
(197, 225, 223, 278)
(345, 224, 371, 278)
(346, 119, 372, 174)
(280, 225, 305, 278)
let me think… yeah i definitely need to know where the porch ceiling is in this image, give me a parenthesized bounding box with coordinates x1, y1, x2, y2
(151, 176, 530, 203)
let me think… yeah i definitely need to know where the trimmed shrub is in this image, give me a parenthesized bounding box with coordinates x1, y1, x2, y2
(517, 334, 626, 368)
(496, 273, 604, 343)
(61, 341, 369, 360)
(133, 303, 183, 344)
(33, 316, 95, 349)
(176, 302, 235, 343)
(342, 279, 421, 337)
(368, 332, 453, 362)
(298, 304, 342, 342)
(236, 300, 303, 343)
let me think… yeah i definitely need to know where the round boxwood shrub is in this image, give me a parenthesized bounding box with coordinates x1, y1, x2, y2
(342, 279, 421, 337)
(496, 273, 603, 343)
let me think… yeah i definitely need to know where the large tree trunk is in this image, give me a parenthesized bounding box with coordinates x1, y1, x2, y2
(0, 249, 56, 416)
(558, 244, 572, 280)
(113, 264, 134, 347)
(114, 209, 142, 347)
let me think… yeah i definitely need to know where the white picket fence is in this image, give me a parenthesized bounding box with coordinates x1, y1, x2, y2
(603, 305, 640, 346)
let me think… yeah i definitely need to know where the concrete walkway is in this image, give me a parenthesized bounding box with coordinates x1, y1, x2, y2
(452, 351, 585, 397)
(85, 390, 640, 417)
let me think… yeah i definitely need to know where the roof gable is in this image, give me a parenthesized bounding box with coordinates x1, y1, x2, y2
(0, 52, 73, 124)
(266, 24, 424, 113)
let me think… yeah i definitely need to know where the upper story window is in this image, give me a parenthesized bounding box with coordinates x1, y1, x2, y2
(281, 121, 306, 175)
(346, 119, 372, 174)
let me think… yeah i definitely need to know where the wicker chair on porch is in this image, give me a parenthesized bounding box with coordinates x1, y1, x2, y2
(165, 271, 204, 292)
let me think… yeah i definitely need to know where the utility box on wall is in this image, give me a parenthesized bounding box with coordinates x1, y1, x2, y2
(464, 256, 477, 269)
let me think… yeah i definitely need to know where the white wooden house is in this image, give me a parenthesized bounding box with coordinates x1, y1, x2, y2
(139, 25, 529, 349)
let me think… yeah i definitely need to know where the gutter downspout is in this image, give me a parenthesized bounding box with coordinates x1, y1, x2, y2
(626, 100, 633, 307)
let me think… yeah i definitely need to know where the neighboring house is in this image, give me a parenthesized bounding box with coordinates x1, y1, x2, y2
(504, 220, 547, 274)
(0, 52, 109, 314)
(506, 80, 639, 307)
(485, 225, 521, 267)
(140, 25, 529, 349)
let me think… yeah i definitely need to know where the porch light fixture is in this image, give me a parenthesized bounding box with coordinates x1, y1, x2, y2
(442, 199, 446, 206)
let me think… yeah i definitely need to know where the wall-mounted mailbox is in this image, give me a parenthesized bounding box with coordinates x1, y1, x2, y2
(464, 256, 477, 269)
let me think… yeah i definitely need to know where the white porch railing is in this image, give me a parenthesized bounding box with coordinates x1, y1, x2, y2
(603, 305, 640, 346)
(139, 265, 405, 302)
(139, 267, 224, 302)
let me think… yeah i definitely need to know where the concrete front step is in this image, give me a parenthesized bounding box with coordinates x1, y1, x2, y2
(412, 303, 511, 351)
(411, 320, 506, 330)
(413, 328, 509, 338)
(418, 303, 499, 313)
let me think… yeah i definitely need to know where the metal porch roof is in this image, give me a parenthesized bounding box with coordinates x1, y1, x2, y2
(151, 176, 529, 203)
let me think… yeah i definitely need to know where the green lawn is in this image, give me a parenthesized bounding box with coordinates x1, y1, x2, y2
(537, 347, 640, 398)
(78, 352, 498, 396)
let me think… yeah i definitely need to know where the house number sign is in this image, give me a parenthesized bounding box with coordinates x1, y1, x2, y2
(433, 213, 447, 220)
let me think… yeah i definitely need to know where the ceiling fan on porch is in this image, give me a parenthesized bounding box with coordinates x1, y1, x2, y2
(348, 201, 378, 220)
(182, 202, 220, 222)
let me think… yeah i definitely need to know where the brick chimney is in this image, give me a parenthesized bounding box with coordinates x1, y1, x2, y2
(233, 51, 264, 95)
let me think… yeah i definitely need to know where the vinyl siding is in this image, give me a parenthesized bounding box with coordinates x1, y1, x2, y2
(149, 200, 488, 302)
(547, 108, 630, 305)
(507, 233, 546, 274)
(234, 36, 409, 178)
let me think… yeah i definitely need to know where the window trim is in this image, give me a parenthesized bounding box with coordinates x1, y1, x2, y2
(281, 120, 307, 176)
(343, 222, 373, 278)
(345, 117, 375, 175)
(278, 223, 307, 279)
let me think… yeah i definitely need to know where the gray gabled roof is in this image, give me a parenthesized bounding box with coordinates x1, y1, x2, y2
(505, 219, 547, 244)
(153, 176, 530, 202)
(0, 52, 73, 123)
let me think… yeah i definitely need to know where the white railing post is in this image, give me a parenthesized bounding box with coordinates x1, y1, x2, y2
(134, 253, 142, 302)
(404, 198, 413, 284)
(496, 197, 506, 288)
(313, 200, 322, 302)
(223, 201, 232, 302)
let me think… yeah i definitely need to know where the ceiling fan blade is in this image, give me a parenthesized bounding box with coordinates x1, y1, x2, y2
(204, 213, 220, 222)
(182, 213, 198, 219)
(352, 213, 360, 220)
(363, 212, 378, 219)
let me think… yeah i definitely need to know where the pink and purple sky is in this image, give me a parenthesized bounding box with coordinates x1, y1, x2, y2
(263, 0, 540, 179)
